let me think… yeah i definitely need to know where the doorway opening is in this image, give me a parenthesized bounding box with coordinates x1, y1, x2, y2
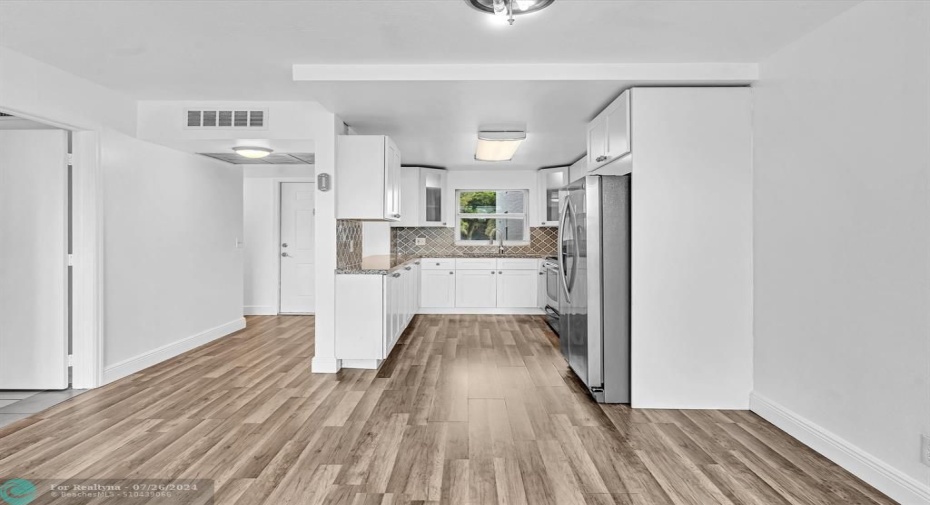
(243, 170, 316, 316)
(0, 112, 96, 425)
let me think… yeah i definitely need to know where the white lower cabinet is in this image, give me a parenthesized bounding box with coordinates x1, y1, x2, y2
(497, 269, 539, 308)
(455, 270, 497, 308)
(335, 261, 420, 365)
(421, 269, 456, 308)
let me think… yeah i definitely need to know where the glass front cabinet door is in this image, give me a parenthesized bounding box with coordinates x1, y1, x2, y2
(420, 168, 448, 227)
(537, 166, 568, 227)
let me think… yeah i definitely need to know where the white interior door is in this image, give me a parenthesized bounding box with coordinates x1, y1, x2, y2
(0, 129, 69, 390)
(279, 182, 315, 313)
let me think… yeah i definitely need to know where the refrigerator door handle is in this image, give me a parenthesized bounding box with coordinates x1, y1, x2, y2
(557, 199, 572, 304)
(566, 199, 579, 295)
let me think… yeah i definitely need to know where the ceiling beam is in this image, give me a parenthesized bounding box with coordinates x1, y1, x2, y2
(293, 63, 758, 82)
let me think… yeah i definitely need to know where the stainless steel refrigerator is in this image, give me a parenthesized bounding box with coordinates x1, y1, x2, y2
(558, 174, 630, 403)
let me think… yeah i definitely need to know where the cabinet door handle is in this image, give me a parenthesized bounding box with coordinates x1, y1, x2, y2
(405, 266, 412, 271)
(491, 271, 496, 275)
(392, 273, 401, 278)
(499, 271, 503, 274)
(596, 155, 609, 162)
(449, 271, 454, 275)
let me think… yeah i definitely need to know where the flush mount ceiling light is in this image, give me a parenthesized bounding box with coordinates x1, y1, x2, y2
(465, 0, 555, 25)
(475, 131, 526, 162)
(232, 146, 273, 159)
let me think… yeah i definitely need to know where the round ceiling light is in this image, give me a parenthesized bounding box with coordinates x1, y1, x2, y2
(465, 0, 555, 25)
(232, 146, 273, 159)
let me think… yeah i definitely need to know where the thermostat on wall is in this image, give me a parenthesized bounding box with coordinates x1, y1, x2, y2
(317, 173, 331, 191)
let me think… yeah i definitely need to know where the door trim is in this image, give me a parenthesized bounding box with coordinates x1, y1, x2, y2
(0, 107, 104, 389)
(71, 131, 104, 389)
(273, 178, 315, 315)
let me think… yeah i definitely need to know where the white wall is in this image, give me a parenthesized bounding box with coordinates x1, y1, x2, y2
(243, 164, 314, 315)
(0, 47, 136, 134)
(362, 222, 392, 256)
(101, 129, 245, 381)
(630, 87, 754, 410)
(751, 2, 930, 503)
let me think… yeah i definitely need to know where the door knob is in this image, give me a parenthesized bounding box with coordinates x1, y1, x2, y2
(281, 252, 289, 257)
(596, 155, 609, 162)
(449, 271, 454, 275)
(282, 243, 288, 248)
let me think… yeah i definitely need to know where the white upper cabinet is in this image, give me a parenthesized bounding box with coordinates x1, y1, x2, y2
(336, 135, 402, 221)
(395, 167, 448, 227)
(569, 156, 587, 184)
(420, 168, 447, 227)
(536, 166, 568, 226)
(586, 90, 631, 171)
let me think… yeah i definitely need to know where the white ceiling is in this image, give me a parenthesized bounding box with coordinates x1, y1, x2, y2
(0, 0, 857, 169)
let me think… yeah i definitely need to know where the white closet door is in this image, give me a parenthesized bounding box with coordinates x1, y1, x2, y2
(0, 130, 69, 390)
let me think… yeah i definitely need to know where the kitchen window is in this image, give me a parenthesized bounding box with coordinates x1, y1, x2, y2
(455, 189, 529, 245)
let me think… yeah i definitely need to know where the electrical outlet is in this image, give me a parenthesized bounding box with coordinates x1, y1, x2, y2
(921, 434, 930, 467)
(415, 237, 426, 246)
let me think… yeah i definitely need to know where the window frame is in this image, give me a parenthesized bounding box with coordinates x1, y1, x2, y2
(454, 189, 531, 246)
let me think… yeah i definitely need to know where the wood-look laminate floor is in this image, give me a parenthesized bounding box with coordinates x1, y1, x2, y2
(0, 315, 895, 505)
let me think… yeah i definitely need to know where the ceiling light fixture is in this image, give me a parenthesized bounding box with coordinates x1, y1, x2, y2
(475, 131, 526, 162)
(232, 146, 273, 159)
(465, 0, 554, 26)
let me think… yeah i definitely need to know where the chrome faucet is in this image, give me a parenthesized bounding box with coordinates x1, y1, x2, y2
(492, 228, 506, 254)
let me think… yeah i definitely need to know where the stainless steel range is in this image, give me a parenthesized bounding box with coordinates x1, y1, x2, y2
(541, 257, 560, 334)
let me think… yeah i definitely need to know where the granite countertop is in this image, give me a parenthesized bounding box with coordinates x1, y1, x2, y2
(335, 255, 416, 275)
(336, 253, 551, 275)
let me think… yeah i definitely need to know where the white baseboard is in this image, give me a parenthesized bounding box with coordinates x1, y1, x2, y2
(311, 356, 341, 373)
(417, 308, 545, 315)
(103, 318, 246, 384)
(750, 392, 930, 505)
(341, 359, 380, 370)
(244, 305, 277, 315)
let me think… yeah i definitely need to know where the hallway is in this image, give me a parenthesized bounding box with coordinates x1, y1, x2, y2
(0, 315, 894, 504)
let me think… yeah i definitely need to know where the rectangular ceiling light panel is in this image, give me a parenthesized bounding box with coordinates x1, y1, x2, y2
(475, 131, 526, 162)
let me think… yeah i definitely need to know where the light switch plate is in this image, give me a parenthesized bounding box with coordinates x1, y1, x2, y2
(415, 237, 426, 246)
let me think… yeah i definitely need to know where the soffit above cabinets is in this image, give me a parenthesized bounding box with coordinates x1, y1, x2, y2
(198, 153, 315, 165)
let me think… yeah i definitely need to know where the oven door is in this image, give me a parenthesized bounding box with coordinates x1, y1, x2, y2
(545, 263, 560, 308)
(544, 261, 561, 333)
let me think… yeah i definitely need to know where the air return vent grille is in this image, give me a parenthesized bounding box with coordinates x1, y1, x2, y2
(185, 109, 266, 129)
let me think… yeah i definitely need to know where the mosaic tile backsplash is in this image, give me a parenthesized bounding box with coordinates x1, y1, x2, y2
(392, 226, 558, 259)
(336, 220, 363, 270)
